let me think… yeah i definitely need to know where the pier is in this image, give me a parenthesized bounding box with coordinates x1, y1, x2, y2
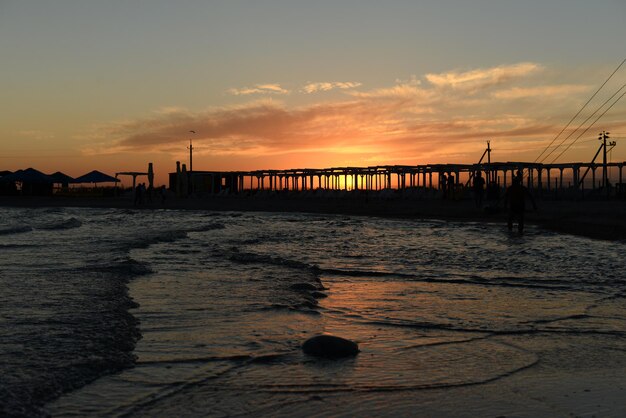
(169, 160, 626, 198)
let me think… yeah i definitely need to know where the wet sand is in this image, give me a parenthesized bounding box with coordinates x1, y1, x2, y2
(2, 193, 625, 241)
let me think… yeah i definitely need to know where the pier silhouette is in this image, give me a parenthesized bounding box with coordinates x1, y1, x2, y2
(170, 160, 626, 199)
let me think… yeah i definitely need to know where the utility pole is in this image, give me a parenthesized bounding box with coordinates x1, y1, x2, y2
(187, 130, 196, 194)
(598, 131, 617, 198)
(188, 140, 193, 172)
(599, 131, 610, 190)
(486, 140, 491, 183)
(188, 130, 196, 173)
(464, 140, 492, 188)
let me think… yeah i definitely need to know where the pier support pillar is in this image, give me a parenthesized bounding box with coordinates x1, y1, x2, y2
(592, 167, 596, 190)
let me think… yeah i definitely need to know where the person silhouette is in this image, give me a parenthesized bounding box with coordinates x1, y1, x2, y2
(138, 183, 146, 206)
(504, 177, 537, 233)
(440, 173, 448, 199)
(473, 171, 485, 208)
(160, 185, 167, 205)
(447, 174, 455, 199)
(134, 183, 142, 206)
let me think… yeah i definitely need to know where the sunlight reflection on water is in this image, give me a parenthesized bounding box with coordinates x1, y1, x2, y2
(38, 210, 626, 416)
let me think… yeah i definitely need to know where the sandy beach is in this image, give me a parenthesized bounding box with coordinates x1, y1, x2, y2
(2, 193, 625, 241)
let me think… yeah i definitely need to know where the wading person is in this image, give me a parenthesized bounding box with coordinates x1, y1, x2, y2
(504, 177, 537, 233)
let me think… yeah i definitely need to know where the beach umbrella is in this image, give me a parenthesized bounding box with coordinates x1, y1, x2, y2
(49, 171, 74, 188)
(0, 168, 52, 183)
(0, 170, 22, 183)
(72, 170, 120, 184)
(48, 171, 75, 185)
(0, 170, 16, 193)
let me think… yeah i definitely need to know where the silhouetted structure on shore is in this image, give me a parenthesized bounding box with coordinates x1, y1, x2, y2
(169, 160, 626, 199)
(0, 168, 54, 196)
(0, 169, 119, 196)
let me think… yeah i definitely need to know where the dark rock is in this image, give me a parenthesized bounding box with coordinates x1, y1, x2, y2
(298, 299, 319, 309)
(302, 335, 359, 358)
(298, 309, 321, 316)
(290, 283, 321, 292)
(310, 291, 328, 299)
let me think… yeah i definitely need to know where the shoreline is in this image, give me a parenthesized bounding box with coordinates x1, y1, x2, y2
(2, 194, 625, 242)
(7, 195, 624, 417)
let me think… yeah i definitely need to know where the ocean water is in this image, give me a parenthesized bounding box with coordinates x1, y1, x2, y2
(1, 207, 625, 416)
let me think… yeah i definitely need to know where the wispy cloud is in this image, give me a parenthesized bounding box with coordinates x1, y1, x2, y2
(16, 129, 56, 140)
(301, 81, 362, 94)
(228, 83, 290, 96)
(425, 62, 541, 91)
(492, 84, 589, 99)
(85, 62, 602, 165)
(350, 76, 422, 99)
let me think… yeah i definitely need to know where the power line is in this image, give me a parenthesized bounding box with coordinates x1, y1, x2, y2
(534, 57, 626, 163)
(497, 137, 599, 153)
(539, 83, 626, 163)
(550, 88, 626, 163)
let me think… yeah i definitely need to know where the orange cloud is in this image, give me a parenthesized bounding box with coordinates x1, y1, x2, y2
(349, 77, 424, 100)
(492, 84, 590, 99)
(425, 62, 541, 91)
(301, 81, 362, 94)
(228, 83, 290, 95)
(82, 62, 613, 169)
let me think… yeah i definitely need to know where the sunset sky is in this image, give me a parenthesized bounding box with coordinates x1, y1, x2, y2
(1, 1, 625, 186)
